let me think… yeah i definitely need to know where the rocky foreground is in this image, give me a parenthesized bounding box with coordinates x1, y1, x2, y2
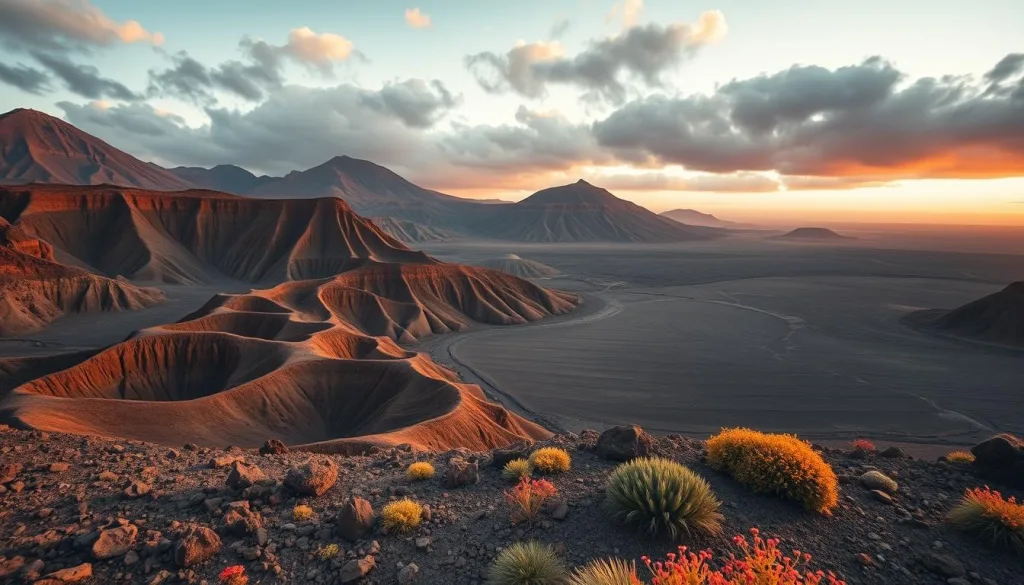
(0, 425, 1021, 585)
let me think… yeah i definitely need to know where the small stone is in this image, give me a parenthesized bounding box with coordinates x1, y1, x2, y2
(259, 439, 289, 455)
(0, 462, 22, 483)
(226, 461, 267, 491)
(48, 462, 71, 473)
(552, 501, 569, 521)
(43, 563, 93, 583)
(209, 455, 242, 469)
(340, 556, 375, 583)
(93, 524, 138, 559)
(860, 470, 898, 494)
(415, 537, 431, 550)
(920, 552, 965, 578)
(856, 553, 874, 567)
(124, 481, 151, 499)
(947, 579, 971, 585)
(97, 471, 119, 482)
(223, 505, 263, 535)
(123, 550, 140, 566)
(148, 570, 173, 585)
(870, 490, 893, 504)
(398, 562, 420, 584)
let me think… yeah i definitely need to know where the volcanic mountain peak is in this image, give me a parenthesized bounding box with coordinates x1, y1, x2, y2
(519, 179, 627, 207)
(0, 108, 194, 191)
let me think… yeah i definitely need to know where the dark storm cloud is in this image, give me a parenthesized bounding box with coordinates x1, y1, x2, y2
(466, 11, 726, 103)
(984, 53, 1024, 85)
(32, 51, 142, 101)
(0, 61, 50, 94)
(593, 55, 1024, 179)
(358, 79, 459, 128)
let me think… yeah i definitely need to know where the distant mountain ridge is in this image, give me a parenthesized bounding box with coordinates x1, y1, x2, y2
(0, 108, 193, 191)
(661, 208, 736, 228)
(167, 164, 278, 194)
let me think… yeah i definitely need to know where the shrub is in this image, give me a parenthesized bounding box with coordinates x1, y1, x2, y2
(948, 486, 1024, 555)
(604, 457, 723, 540)
(946, 450, 975, 464)
(567, 558, 640, 585)
(529, 447, 571, 474)
(292, 504, 316, 522)
(218, 566, 248, 585)
(488, 541, 567, 585)
(506, 477, 558, 524)
(380, 498, 423, 534)
(407, 461, 435, 481)
(641, 528, 846, 585)
(503, 458, 533, 482)
(851, 438, 876, 453)
(316, 543, 341, 560)
(706, 428, 839, 515)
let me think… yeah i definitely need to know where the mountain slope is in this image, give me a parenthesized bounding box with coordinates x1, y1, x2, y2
(0, 184, 434, 284)
(475, 180, 722, 243)
(166, 164, 277, 193)
(776, 227, 852, 241)
(0, 109, 193, 190)
(906, 282, 1024, 347)
(661, 208, 737, 228)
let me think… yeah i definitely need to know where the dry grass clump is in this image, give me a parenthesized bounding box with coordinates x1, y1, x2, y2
(218, 566, 248, 585)
(406, 461, 435, 481)
(946, 450, 975, 464)
(850, 438, 876, 453)
(505, 477, 558, 524)
(487, 541, 567, 585)
(316, 543, 341, 560)
(567, 558, 639, 585)
(706, 428, 839, 515)
(380, 498, 423, 534)
(292, 504, 316, 522)
(948, 486, 1024, 555)
(641, 528, 846, 584)
(604, 457, 723, 540)
(529, 447, 571, 474)
(502, 458, 533, 482)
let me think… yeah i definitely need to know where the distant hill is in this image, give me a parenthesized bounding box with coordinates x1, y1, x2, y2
(776, 227, 852, 241)
(373, 217, 456, 243)
(905, 282, 1024, 347)
(167, 164, 278, 194)
(473, 180, 721, 243)
(478, 254, 560, 278)
(0, 108, 193, 191)
(660, 208, 737, 228)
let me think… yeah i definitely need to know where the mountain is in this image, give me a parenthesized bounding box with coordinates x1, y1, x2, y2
(166, 164, 277, 193)
(905, 282, 1024, 347)
(246, 155, 481, 227)
(372, 217, 457, 243)
(0, 215, 164, 335)
(473, 180, 722, 243)
(775, 227, 852, 241)
(479, 254, 560, 278)
(0, 184, 433, 285)
(661, 208, 737, 228)
(0, 108, 193, 191)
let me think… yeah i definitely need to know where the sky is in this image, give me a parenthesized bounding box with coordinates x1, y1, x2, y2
(1, 0, 1023, 225)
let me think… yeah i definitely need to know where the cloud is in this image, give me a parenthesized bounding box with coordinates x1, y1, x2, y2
(0, 0, 163, 53)
(549, 19, 570, 40)
(466, 10, 727, 103)
(359, 79, 458, 127)
(404, 8, 431, 29)
(31, 51, 141, 100)
(592, 170, 781, 192)
(0, 61, 50, 94)
(282, 27, 354, 66)
(607, 0, 644, 28)
(593, 54, 1024, 180)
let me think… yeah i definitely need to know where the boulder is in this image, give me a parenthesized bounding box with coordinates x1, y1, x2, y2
(223, 504, 263, 535)
(174, 524, 222, 567)
(859, 470, 898, 494)
(919, 552, 965, 578)
(209, 455, 243, 469)
(596, 425, 655, 461)
(398, 562, 420, 584)
(879, 446, 905, 458)
(226, 461, 267, 491)
(341, 556, 375, 583)
(445, 457, 479, 488)
(971, 434, 1024, 488)
(92, 525, 138, 560)
(284, 457, 338, 497)
(335, 497, 375, 541)
(491, 442, 530, 469)
(259, 439, 289, 455)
